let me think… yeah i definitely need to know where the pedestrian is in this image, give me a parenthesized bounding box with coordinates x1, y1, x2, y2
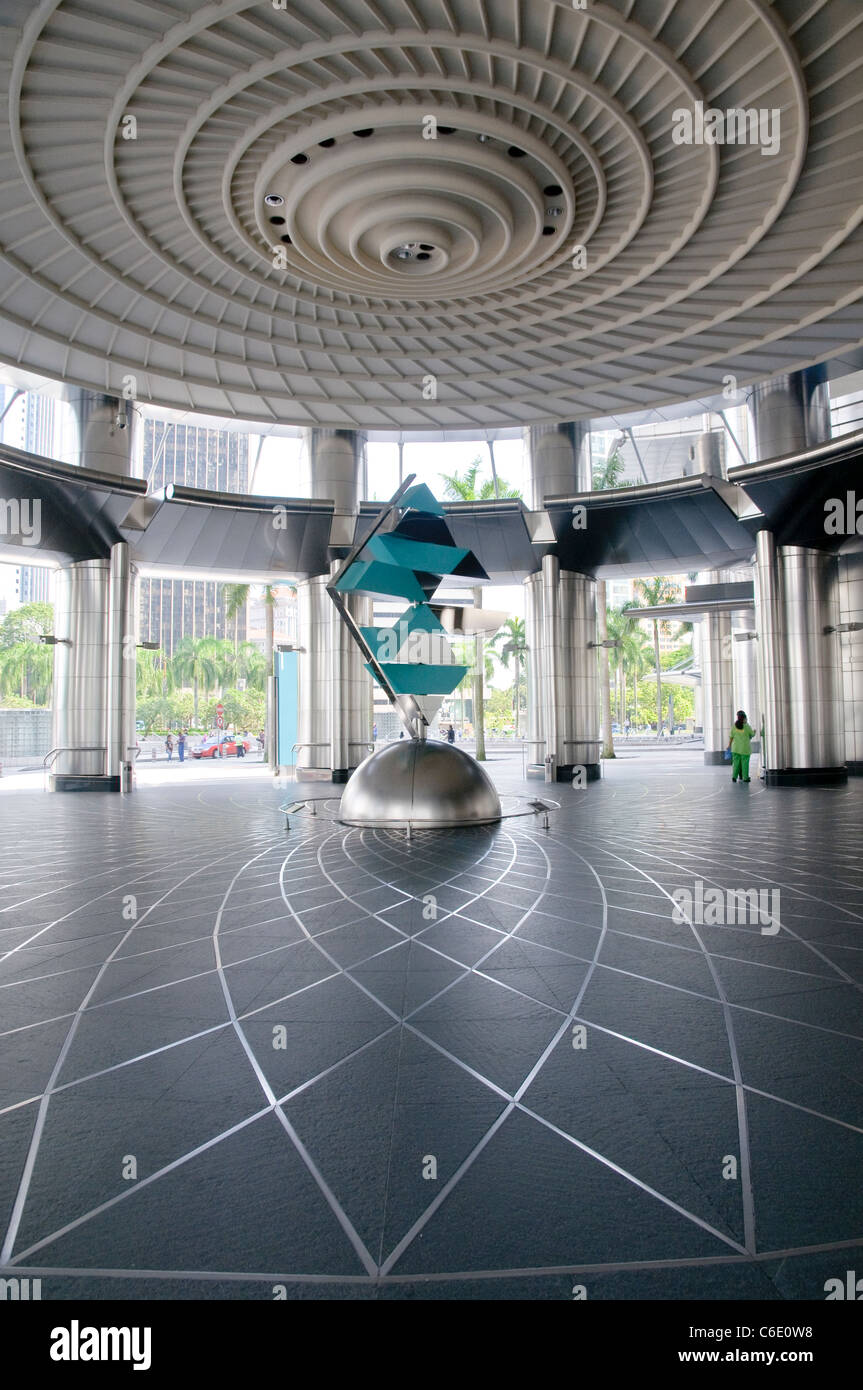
(236, 731, 245, 758)
(178, 730, 186, 763)
(165, 733, 174, 761)
(447, 724, 455, 744)
(728, 710, 755, 783)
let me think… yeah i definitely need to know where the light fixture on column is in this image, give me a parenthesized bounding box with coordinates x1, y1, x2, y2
(39, 635, 71, 645)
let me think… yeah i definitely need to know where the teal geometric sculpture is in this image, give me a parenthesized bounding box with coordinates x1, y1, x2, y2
(330, 476, 487, 735)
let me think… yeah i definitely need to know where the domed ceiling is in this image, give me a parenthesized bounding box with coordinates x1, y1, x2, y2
(0, 0, 862, 431)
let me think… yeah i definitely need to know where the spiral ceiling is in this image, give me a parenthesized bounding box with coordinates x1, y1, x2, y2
(0, 0, 862, 430)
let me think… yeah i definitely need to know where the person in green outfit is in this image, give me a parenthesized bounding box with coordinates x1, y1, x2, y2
(728, 710, 755, 783)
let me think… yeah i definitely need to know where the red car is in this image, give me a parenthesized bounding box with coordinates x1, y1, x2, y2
(192, 734, 253, 759)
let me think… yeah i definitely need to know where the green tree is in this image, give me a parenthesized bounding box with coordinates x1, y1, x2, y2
(170, 636, 222, 722)
(592, 447, 629, 757)
(439, 460, 519, 759)
(489, 617, 527, 735)
(628, 577, 681, 731)
(0, 640, 53, 705)
(201, 688, 266, 731)
(0, 601, 54, 648)
(136, 647, 174, 700)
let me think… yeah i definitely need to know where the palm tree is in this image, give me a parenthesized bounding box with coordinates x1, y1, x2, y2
(223, 582, 292, 677)
(592, 446, 629, 756)
(439, 459, 521, 760)
(136, 647, 174, 700)
(489, 616, 527, 735)
(170, 636, 222, 723)
(619, 625, 652, 725)
(630, 577, 680, 733)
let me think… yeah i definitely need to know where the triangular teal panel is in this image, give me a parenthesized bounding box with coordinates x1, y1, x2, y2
(399, 483, 446, 516)
(335, 560, 427, 603)
(368, 533, 469, 575)
(372, 663, 469, 696)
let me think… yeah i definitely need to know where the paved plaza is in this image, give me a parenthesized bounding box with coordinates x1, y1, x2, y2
(1, 750, 861, 1299)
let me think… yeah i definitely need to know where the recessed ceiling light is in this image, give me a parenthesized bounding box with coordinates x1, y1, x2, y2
(477, 134, 491, 144)
(264, 194, 283, 207)
(545, 207, 563, 218)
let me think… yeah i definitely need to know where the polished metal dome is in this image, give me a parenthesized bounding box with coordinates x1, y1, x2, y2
(339, 739, 501, 828)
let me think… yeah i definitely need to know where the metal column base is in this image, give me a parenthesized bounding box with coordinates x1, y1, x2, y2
(763, 767, 848, 787)
(296, 766, 359, 783)
(847, 762, 863, 777)
(558, 763, 601, 783)
(50, 773, 122, 792)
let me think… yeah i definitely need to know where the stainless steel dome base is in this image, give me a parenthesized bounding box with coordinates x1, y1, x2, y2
(338, 739, 502, 828)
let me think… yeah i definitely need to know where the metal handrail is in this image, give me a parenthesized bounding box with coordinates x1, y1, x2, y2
(521, 738, 546, 778)
(43, 746, 105, 771)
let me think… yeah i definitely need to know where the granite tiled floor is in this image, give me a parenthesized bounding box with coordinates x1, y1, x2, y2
(1, 750, 861, 1299)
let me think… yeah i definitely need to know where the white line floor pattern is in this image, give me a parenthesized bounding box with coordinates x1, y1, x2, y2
(0, 750, 862, 1300)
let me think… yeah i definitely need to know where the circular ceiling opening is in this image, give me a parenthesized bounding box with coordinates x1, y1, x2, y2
(290, 153, 309, 165)
(264, 193, 283, 207)
(389, 241, 438, 268)
(353, 128, 374, 138)
(318, 138, 336, 148)
(269, 216, 286, 225)
(544, 184, 563, 197)
(507, 146, 526, 158)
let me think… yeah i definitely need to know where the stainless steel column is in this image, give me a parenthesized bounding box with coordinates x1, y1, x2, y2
(524, 422, 591, 509)
(65, 387, 142, 478)
(837, 552, 863, 774)
(524, 571, 544, 771)
(755, 532, 846, 783)
(296, 575, 332, 775)
(781, 547, 844, 772)
(731, 607, 759, 734)
(754, 530, 788, 774)
(331, 581, 372, 781)
(297, 429, 371, 779)
(747, 366, 831, 463)
(302, 428, 365, 513)
(296, 569, 371, 780)
(52, 559, 110, 777)
(563, 568, 600, 777)
(525, 556, 598, 781)
(105, 542, 137, 781)
(700, 612, 734, 764)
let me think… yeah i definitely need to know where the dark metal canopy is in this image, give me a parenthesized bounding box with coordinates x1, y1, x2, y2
(2, 429, 862, 583)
